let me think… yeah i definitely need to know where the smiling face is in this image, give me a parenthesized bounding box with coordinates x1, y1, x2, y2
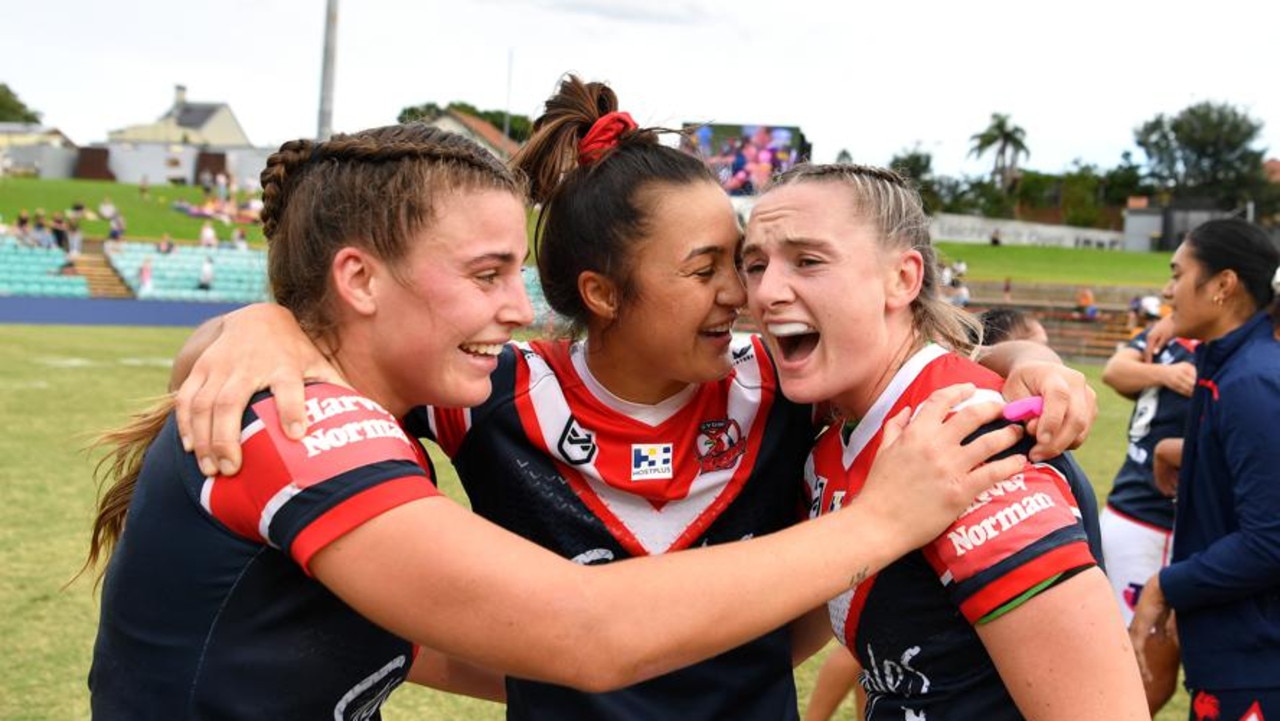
(359, 188, 533, 413)
(1163, 241, 1230, 341)
(742, 181, 920, 415)
(588, 180, 745, 403)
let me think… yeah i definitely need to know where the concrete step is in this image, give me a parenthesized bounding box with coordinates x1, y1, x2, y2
(72, 253, 134, 299)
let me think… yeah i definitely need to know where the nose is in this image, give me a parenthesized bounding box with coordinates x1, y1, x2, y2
(718, 267, 747, 308)
(1161, 278, 1174, 301)
(503, 273, 536, 327)
(750, 261, 793, 309)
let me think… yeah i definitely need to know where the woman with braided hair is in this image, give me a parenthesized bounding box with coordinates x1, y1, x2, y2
(86, 123, 1037, 720)
(162, 77, 1097, 719)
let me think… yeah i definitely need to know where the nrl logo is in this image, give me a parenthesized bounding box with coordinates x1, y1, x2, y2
(558, 415, 597, 465)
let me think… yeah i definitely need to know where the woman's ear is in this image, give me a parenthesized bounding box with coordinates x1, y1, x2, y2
(332, 247, 379, 316)
(885, 248, 924, 311)
(578, 270, 619, 321)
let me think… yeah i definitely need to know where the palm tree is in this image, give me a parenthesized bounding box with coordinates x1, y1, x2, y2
(969, 113, 1029, 193)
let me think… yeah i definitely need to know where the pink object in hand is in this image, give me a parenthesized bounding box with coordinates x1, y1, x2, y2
(1002, 396, 1044, 423)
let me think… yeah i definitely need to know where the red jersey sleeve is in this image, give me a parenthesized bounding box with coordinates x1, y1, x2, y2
(923, 461, 1096, 623)
(201, 384, 439, 574)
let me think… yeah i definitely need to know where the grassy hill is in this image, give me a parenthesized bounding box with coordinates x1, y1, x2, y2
(0, 177, 266, 245)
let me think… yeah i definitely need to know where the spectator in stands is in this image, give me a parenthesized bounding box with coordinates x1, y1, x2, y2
(1075, 286, 1099, 320)
(32, 210, 52, 249)
(156, 234, 175, 255)
(139, 175, 149, 199)
(50, 211, 69, 252)
(946, 276, 971, 307)
(98, 197, 118, 223)
(67, 206, 84, 258)
(108, 213, 126, 242)
(231, 228, 249, 251)
(990, 228, 1003, 246)
(1129, 218, 1280, 720)
(199, 221, 218, 249)
(14, 209, 31, 245)
(138, 257, 154, 297)
(1003, 276, 1013, 302)
(196, 256, 215, 291)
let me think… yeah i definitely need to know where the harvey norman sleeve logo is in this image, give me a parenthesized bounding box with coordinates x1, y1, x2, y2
(631, 444, 674, 480)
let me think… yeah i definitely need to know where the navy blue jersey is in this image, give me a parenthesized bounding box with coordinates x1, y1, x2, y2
(1104, 329, 1197, 529)
(806, 346, 1100, 720)
(403, 336, 814, 721)
(91, 384, 438, 720)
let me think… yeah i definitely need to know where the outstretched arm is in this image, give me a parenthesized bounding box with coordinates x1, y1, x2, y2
(313, 387, 1028, 691)
(173, 303, 334, 476)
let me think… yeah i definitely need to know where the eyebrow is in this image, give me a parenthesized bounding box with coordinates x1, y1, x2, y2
(683, 245, 729, 262)
(465, 251, 523, 268)
(741, 237, 836, 255)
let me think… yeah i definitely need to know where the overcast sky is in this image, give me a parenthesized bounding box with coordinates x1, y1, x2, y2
(3, 0, 1276, 178)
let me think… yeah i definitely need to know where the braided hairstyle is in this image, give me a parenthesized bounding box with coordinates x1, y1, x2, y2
(511, 74, 719, 335)
(260, 123, 524, 346)
(80, 124, 523, 584)
(766, 163, 981, 354)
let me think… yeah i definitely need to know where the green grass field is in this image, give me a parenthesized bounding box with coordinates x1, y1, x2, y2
(0, 323, 1189, 720)
(935, 241, 1175, 287)
(0, 177, 266, 245)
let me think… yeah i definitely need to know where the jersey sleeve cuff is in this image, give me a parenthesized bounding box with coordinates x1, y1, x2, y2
(292, 476, 438, 574)
(957, 541, 1095, 623)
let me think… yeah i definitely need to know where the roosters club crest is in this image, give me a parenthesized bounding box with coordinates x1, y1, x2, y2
(696, 419, 744, 472)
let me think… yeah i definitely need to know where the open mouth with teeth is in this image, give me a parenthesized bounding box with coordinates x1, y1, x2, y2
(700, 321, 734, 338)
(768, 322, 820, 362)
(460, 343, 503, 358)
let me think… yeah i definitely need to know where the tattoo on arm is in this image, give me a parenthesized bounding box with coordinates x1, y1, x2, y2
(849, 566, 869, 588)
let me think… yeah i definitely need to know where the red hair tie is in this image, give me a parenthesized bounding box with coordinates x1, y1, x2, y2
(577, 111, 638, 166)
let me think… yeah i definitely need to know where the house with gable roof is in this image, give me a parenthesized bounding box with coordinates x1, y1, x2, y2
(109, 85, 252, 147)
(422, 108, 521, 162)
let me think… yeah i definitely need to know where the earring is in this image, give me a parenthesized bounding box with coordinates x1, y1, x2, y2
(1213, 294, 1224, 306)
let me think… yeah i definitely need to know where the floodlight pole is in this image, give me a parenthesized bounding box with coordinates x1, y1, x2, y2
(317, 0, 339, 141)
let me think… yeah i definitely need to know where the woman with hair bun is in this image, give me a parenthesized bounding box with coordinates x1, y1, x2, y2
(1130, 218, 1280, 720)
(164, 76, 1096, 720)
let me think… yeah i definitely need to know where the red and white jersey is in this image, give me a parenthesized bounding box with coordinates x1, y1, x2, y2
(402, 336, 816, 721)
(805, 344, 1098, 720)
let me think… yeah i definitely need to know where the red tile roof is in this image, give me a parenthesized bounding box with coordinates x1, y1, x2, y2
(447, 110, 521, 159)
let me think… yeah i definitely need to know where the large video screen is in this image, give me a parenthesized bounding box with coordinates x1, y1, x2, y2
(680, 123, 811, 196)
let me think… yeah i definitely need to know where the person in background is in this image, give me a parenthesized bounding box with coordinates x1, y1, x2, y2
(196, 256, 214, 291)
(1130, 218, 1280, 721)
(165, 78, 1098, 721)
(977, 307, 1049, 345)
(1099, 297, 1197, 715)
(743, 163, 1147, 720)
(86, 121, 1033, 721)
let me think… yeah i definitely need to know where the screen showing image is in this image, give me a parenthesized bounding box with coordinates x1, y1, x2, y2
(680, 123, 811, 196)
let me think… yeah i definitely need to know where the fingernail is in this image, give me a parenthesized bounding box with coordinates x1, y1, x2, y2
(200, 456, 217, 477)
(181, 435, 192, 452)
(288, 421, 305, 438)
(218, 458, 237, 476)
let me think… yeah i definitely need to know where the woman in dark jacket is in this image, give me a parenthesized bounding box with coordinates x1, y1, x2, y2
(1130, 218, 1280, 721)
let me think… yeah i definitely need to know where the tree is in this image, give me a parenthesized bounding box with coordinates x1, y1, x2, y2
(888, 145, 942, 214)
(397, 101, 532, 143)
(835, 148, 853, 164)
(1134, 101, 1268, 212)
(968, 113, 1029, 193)
(1100, 151, 1152, 207)
(0, 84, 41, 123)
